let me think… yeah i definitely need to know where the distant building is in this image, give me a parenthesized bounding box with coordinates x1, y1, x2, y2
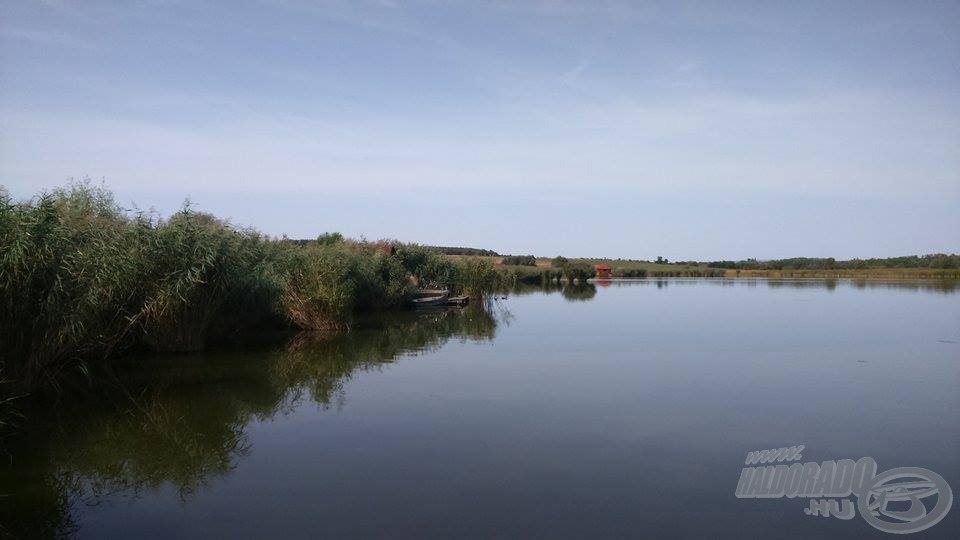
(377, 242, 396, 256)
(595, 264, 612, 278)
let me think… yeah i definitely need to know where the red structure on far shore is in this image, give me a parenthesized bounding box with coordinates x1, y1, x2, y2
(595, 264, 612, 278)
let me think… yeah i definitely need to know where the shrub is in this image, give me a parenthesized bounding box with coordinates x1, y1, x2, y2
(316, 232, 344, 246)
(502, 255, 537, 266)
(562, 263, 595, 283)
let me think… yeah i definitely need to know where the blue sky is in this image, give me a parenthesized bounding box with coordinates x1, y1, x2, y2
(1, 0, 958, 259)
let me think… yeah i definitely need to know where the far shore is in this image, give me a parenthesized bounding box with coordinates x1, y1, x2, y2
(446, 255, 960, 281)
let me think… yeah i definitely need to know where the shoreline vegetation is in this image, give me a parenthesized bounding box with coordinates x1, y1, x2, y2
(0, 183, 520, 400)
(1, 182, 957, 405)
(451, 256, 960, 281)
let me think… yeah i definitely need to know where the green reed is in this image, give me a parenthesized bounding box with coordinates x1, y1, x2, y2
(0, 183, 466, 397)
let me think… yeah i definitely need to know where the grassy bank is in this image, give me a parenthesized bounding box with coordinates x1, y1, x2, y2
(0, 183, 502, 398)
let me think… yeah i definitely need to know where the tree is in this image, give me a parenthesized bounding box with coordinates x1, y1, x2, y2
(562, 263, 595, 283)
(316, 232, 344, 246)
(502, 255, 537, 266)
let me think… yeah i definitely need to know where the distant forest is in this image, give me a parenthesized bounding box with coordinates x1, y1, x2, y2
(284, 239, 498, 257)
(289, 239, 957, 271)
(424, 246, 500, 256)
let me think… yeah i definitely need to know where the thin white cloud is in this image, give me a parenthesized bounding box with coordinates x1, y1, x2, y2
(3, 88, 956, 203)
(1, 1, 957, 255)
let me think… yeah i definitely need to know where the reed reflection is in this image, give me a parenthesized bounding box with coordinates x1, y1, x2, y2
(0, 304, 499, 537)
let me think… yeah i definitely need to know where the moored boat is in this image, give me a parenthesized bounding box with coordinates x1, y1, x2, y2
(411, 291, 450, 307)
(446, 295, 469, 306)
(413, 289, 449, 298)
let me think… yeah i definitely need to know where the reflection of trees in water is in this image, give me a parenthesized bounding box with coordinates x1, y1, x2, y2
(505, 282, 599, 302)
(561, 284, 597, 301)
(760, 278, 957, 293)
(602, 277, 958, 294)
(273, 306, 497, 408)
(0, 305, 498, 538)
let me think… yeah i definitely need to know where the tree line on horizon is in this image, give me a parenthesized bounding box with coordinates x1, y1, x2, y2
(449, 250, 959, 271)
(421, 246, 500, 256)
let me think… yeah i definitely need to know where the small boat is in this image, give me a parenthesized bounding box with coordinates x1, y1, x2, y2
(446, 295, 469, 306)
(411, 291, 449, 308)
(413, 289, 449, 298)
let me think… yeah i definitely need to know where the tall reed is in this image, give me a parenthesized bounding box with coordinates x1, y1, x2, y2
(0, 183, 448, 397)
(280, 243, 412, 331)
(135, 210, 285, 351)
(453, 257, 500, 297)
(0, 184, 147, 388)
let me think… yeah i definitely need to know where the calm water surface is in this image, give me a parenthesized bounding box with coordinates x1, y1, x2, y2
(3, 279, 959, 538)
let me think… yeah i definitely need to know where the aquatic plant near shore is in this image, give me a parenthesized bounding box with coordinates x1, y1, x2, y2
(135, 210, 285, 352)
(280, 243, 412, 331)
(614, 267, 648, 278)
(0, 183, 431, 396)
(0, 184, 148, 388)
(395, 243, 459, 288)
(453, 257, 499, 297)
(560, 262, 596, 283)
(395, 245, 510, 296)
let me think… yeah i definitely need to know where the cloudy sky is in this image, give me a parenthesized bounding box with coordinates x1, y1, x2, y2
(1, 0, 958, 259)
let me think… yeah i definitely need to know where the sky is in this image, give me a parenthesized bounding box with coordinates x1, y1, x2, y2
(1, 0, 958, 260)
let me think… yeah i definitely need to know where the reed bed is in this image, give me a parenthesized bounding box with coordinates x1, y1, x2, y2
(0, 183, 498, 398)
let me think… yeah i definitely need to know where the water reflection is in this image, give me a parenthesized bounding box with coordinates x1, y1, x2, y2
(598, 277, 958, 293)
(560, 284, 597, 301)
(503, 282, 598, 301)
(0, 305, 498, 538)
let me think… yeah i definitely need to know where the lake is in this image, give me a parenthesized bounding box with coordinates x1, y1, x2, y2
(2, 279, 959, 538)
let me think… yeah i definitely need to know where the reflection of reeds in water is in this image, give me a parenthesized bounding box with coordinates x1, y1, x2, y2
(561, 284, 597, 302)
(0, 386, 256, 537)
(66, 390, 252, 500)
(1, 300, 502, 536)
(272, 306, 499, 408)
